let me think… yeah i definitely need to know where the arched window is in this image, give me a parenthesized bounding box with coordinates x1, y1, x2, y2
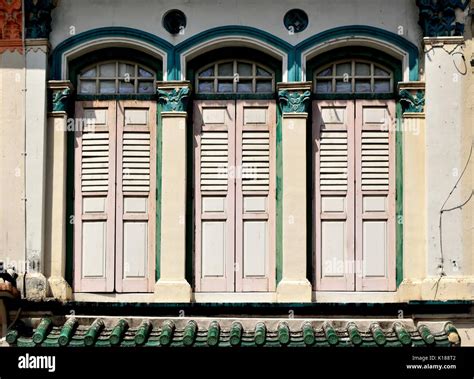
(196, 59, 275, 94)
(314, 59, 393, 94)
(78, 60, 156, 95)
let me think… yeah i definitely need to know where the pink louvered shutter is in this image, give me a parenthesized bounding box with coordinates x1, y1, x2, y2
(194, 101, 236, 292)
(115, 101, 156, 292)
(314, 101, 355, 291)
(74, 101, 116, 292)
(235, 101, 276, 292)
(355, 100, 396, 291)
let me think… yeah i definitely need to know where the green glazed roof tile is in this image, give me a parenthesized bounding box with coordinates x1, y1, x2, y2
(6, 317, 461, 348)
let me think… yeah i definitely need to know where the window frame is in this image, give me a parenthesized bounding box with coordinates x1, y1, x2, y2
(314, 59, 394, 95)
(195, 59, 276, 95)
(77, 59, 157, 96)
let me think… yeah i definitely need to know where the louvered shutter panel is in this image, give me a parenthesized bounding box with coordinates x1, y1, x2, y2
(314, 101, 355, 291)
(235, 101, 276, 292)
(74, 101, 116, 292)
(194, 101, 236, 292)
(355, 100, 396, 291)
(116, 102, 156, 292)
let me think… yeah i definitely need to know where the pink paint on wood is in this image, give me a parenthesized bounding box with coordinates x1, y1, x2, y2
(74, 101, 116, 293)
(354, 100, 396, 291)
(313, 100, 355, 291)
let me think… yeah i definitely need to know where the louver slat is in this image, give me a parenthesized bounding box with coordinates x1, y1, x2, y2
(122, 132, 150, 192)
(200, 131, 229, 192)
(361, 130, 389, 191)
(81, 132, 109, 192)
(242, 131, 270, 193)
(319, 130, 348, 192)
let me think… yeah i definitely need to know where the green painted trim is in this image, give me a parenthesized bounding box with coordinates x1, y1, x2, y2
(186, 107, 194, 284)
(396, 103, 404, 287)
(67, 47, 163, 89)
(50, 27, 172, 80)
(295, 25, 420, 82)
(156, 103, 163, 281)
(65, 128, 75, 285)
(172, 25, 295, 81)
(276, 104, 283, 284)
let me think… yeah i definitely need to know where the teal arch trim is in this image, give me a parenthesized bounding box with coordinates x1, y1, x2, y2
(50, 27, 174, 80)
(172, 25, 296, 81)
(295, 25, 420, 81)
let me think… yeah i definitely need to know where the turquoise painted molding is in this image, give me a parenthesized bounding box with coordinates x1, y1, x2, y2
(50, 27, 174, 80)
(294, 25, 420, 81)
(157, 87, 190, 112)
(278, 89, 311, 113)
(172, 25, 296, 81)
(51, 25, 420, 84)
(399, 89, 425, 113)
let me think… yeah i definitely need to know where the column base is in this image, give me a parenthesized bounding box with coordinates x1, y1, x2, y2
(154, 280, 192, 303)
(17, 273, 48, 300)
(276, 279, 312, 303)
(48, 276, 72, 301)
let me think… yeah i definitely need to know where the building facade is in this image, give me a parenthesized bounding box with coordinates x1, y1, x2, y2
(0, 0, 473, 347)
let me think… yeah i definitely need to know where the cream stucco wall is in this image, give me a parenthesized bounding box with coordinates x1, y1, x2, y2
(49, 0, 420, 49)
(0, 51, 26, 274)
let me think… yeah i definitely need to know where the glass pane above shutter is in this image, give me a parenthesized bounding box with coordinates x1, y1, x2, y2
(238, 62, 252, 76)
(99, 80, 116, 94)
(80, 81, 97, 94)
(100, 63, 116, 77)
(81, 67, 97, 78)
(256, 66, 272, 77)
(336, 62, 352, 76)
(355, 63, 370, 76)
(199, 67, 214, 77)
(138, 81, 154, 94)
(237, 80, 253, 93)
(256, 80, 273, 93)
(218, 62, 233, 76)
(374, 80, 391, 93)
(138, 67, 153, 78)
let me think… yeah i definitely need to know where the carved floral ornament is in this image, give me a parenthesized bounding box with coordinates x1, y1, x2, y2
(278, 89, 311, 113)
(0, 0, 22, 53)
(416, 0, 471, 37)
(398, 82, 426, 114)
(157, 85, 190, 112)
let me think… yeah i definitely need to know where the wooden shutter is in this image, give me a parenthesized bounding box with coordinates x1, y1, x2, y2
(74, 101, 116, 292)
(314, 101, 355, 291)
(116, 101, 156, 292)
(235, 101, 275, 292)
(194, 101, 236, 292)
(355, 100, 396, 291)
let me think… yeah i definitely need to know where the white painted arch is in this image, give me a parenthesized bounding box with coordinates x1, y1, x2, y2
(60, 37, 168, 81)
(300, 36, 412, 82)
(179, 36, 288, 82)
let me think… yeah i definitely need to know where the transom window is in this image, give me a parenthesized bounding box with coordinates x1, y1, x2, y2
(314, 60, 393, 94)
(78, 60, 156, 95)
(196, 60, 275, 94)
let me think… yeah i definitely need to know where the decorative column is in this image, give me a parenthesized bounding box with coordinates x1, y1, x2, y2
(155, 81, 192, 302)
(23, 0, 58, 299)
(415, 0, 474, 299)
(45, 80, 73, 300)
(397, 82, 426, 300)
(276, 82, 312, 302)
(0, 1, 25, 283)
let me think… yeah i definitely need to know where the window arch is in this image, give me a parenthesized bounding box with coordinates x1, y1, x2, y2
(196, 59, 275, 94)
(78, 60, 156, 95)
(314, 59, 394, 94)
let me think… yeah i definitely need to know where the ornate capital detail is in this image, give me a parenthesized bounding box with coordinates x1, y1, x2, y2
(48, 80, 74, 113)
(157, 81, 191, 112)
(398, 81, 426, 114)
(0, 0, 23, 54)
(416, 0, 470, 37)
(25, 0, 58, 39)
(277, 82, 312, 113)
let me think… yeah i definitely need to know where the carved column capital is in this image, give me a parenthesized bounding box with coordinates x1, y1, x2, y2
(416, 0, 470, 37)
(277, 82, 312, 114)
(156, 81, 191, 112)
(398, 81, 426, 115)
(25, 0, 59, 39)
(48, 80, 74, 114)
